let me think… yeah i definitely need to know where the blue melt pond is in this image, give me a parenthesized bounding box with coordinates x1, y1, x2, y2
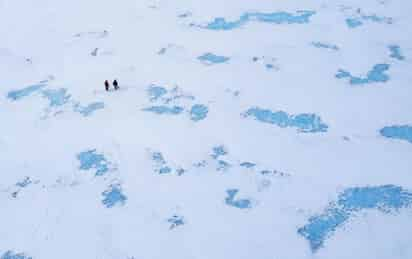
(190, 104, 208, 121)
(152, 152, 166, 165)
(152, 151, 173, 174)
(42, 88, 71, 107)
(168, 215, 185, 229)
(217, 160, 231, 172)
(244, 107, 328, 133)
(380, 125, 412, 143)
(362, 14, 392, 24)
(147, 85, 167, 101)
(143, 105, 184, 115)
(198, 53, 229, 64)
(77, 149, 109, 176)
(74, 102, 104, 116)
(240, 162, 256, 168)
(102, 184, 127, 208)
(16, 177, 31, 188)
(225, 189, 252, 209)
(346, 14, 392, 28)
(212, 145, 228, 159)
(1, 251, 32, 259)
(346, 18, 363, 28)
(7, 83, 46, 101)
(336, 64, 390, 85)
(389, 45, 405, 60)
(311, 42, 339, 51)
(204, 10, 315, 30)
(298, 185, 412, 253)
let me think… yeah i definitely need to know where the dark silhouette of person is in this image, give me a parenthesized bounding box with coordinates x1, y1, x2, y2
(113, 79, 119, 90)
(105, 80, 109, 91)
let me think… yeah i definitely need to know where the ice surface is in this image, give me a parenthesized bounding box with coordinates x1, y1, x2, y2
(2, 0, 412, 258)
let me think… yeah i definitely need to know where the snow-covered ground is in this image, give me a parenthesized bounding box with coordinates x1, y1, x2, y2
(1, 0, 412, 258)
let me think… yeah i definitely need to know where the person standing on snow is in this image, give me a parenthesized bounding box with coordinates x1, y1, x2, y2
(113, 79, 119, 90)
(105, 80, 110, 91)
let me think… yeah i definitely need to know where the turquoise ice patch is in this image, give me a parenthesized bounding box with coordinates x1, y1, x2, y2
(298, 185, 412, 252)
(380, 125, 412, 143)
(202, 11, 315, 30)
(244, 107, 328, 133)
(7, 83, 46, 101)
(336, 64, 390, 85)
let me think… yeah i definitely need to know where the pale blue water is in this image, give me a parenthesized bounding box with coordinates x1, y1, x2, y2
(311, 42, 339, 51)
(336, 64, 390, 85)
(211, 145, 228, 159)
(7, 83, 46, 101)
(198, 53, 230, 64)
(217, 160, 231, 172)
(168, 215, 185, 229)
(225, 189, 251, 209)
(244, 107, 328, 133)
(362, 14, 392, 24)
(176, 168, 185, 176)
(102, 184, 127, 208)
(178, 12, 191, 18)
(346, 18, 363, 28)
(147, 85, 167, 101)
(193, 160, 207, 168)
(389, 45, 405, 60)
(380, 125, 412, 143)
(260, 170, 273, 175)
(74, 102, 104, 116)
(1, 251, 32, 259)
(142, 105, 184, 115)
(240, 162, 256, 168)
(190, 104, 208, 121)
(159, 166, 172, 174)
(265, 64, 274, 69)
(157, 48, 167, 55)
(152, 152, 166, 165)
(202, 11, 315, 30)
(16, 177, 31, 188)
(339, 185, 412, 211)
(151, 151, 174, 174)
(42, 88, 71, 107)
(77, 149, 109, 176)
(346, 13, 392, 28)
(298, 185, 412, 252)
